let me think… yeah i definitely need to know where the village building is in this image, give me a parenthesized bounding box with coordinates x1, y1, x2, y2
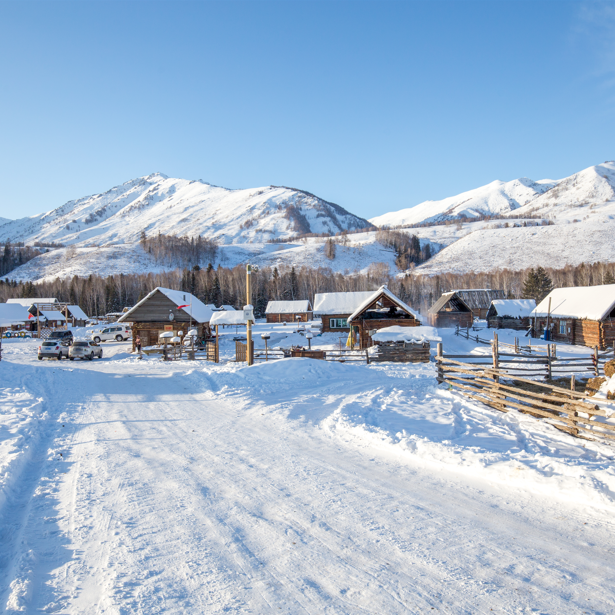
(428, 292, 473, 329)
(346, 286, 421, 349)
(66, 305, 89, 327)
(265, 300, 313, 323)
(531, 284, 615, 349)
(313, 290, 376, 333)
(0, 303, 31, 334)
(452, 289, 506, 319)
(118, 287, 215, 352)
(486, 299, 536, 331)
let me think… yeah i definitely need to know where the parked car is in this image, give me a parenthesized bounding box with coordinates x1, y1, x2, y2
(38, 340, 70, 360)
(92, 325, 131, 343)
(69, 340, 103, 361)
(47, 330, 74, 344)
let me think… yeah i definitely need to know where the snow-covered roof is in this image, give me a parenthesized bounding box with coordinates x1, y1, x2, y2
(0, 303, 31, 326)
(371, 325, 441, 343)
(118, 287, 215, 324)
(265, 300, 312, 314)
(221, 305, 236, 311)
(6, 298, 58, 306)
(67, 305, 89, 320)
(532, 285, 615, 321)
(210, 311, 249, 326)
(347, 286, 421, 323)
(313, 291, 375, 315)
(489, 299, 536, 318)
(40, 310, 66, 321)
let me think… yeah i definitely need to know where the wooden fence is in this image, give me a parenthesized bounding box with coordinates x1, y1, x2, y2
(453, 331, 615, 378)
(435, 350, 615, 443)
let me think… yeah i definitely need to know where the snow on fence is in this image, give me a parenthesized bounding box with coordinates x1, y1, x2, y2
(435, 350, 615, 443)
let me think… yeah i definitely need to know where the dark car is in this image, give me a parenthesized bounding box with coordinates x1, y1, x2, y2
(47, 330, 73, 344)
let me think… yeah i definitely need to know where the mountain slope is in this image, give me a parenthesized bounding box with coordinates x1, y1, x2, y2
(370, 177, 557, 227)
(0, 174, 373, 246)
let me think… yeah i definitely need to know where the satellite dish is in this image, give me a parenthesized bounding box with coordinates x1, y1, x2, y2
(169, 312, 174, 321)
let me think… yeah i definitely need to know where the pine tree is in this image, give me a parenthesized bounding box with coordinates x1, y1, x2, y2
(522, 267, 553, 303)
(324, 238, 336, 260)
(211, 274, 222, 306)
(289, 266, 298, 300)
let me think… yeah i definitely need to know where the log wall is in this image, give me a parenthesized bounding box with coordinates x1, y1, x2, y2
(487, 316, 530, 331)
(430, 312, 473, 329)
(266, 312, 312, 323)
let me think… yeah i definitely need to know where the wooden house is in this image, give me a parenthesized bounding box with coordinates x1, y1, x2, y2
(452, 289, 506, 319)
(345, 286, 421, 349)
(66, 305, 89, 327)
(313, 291, 376, 333)
(0, 303, 31, 332)
(487, 299, 535, 331)
(118, 287, 215, 352)
(265, 300, 313, 323)
(531, 285, 615, 349)
(428, 292, 473, 329)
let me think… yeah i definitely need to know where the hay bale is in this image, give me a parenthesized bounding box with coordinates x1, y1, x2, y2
(604, 359, 615, 378)
(586, 377, 606, 397)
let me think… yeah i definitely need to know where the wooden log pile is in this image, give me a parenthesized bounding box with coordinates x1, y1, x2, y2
(371, 341, 430, 363)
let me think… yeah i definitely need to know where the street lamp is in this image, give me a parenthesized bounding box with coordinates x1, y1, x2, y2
(261, 332, 271, 361)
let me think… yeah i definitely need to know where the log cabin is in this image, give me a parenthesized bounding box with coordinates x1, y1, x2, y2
(487, 299, 536, 331)
(531, 284, 615, 350)
(345, 286, 421, 349)
(313, 290, 377, 333)
(428, 292, 473, 329)
(452, 289, 506, 319)
(118, 287, 215, 352)
(265, 300, 313, 323)
(66, 305, 89, 327)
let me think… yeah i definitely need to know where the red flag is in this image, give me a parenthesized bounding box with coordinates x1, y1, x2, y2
(28, 313, 34, 319)
(177, 304, 190, 309)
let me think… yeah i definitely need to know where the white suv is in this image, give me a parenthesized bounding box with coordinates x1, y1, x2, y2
(92, 325, 132, 343)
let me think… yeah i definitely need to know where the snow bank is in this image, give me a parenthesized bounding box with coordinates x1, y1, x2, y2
(371, 325, 441, 343)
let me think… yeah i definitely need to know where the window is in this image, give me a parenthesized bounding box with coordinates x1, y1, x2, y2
(559, 321, 566, 335)
(330, 318, 348, 329)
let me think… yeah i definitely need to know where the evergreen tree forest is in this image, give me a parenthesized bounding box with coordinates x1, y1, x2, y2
(1, 260, 614, 319)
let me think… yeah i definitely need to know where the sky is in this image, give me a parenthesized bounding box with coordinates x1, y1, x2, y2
(0, 0, 614, 222)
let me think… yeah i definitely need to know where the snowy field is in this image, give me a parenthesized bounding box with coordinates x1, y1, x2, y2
(1, 328, 615, 613)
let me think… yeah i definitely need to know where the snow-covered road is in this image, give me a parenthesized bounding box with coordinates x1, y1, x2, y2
(2, 338, 615, 613)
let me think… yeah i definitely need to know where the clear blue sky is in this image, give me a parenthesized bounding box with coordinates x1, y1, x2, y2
(0, 0, 613, 221)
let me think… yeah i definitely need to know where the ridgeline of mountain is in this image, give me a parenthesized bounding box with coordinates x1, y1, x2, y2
(0, 173, 374, 246)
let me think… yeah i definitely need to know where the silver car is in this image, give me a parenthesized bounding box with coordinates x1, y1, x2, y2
(69, 340, 103, 361)
(38, 340, 70, 360)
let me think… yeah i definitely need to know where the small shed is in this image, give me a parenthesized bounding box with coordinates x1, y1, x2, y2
(428, 292, 473, 329)
(265, 300, 313, 323)
(453, 289, 506, 319)
(531, 285, 615, 349)
(313, 291, 375, 333)
(118, 287, 215, 352)
(346, 286, 421, 349)
(487, 299, 536, 330)
(39, 310, 67, 329)
(66, 305, 89, 327)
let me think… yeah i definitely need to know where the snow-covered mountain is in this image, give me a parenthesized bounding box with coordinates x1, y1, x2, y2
(370, 177, 558, 227)
(0, 173, 372, 247)
(0, 216, 10, 226)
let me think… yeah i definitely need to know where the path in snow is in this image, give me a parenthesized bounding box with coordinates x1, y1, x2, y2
(1, 340, 615, 613)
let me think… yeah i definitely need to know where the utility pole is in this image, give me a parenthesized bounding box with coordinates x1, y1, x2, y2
(246, 264, 253, 366)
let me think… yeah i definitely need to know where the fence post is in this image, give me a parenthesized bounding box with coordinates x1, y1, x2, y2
(455, 325, 459, 336)
(570, 375, 578, 436)
(514, 337, 518, 354)
(492, 333, 499, 383)
(551, 343, 557, 360)
(436, 342, 443, 383)
(594, 346, 599, 376)
(365, 349, 370, 365)
(528, 339, 531, 354)
(466, 326, 470, 339)
(547, 344, 552, 381)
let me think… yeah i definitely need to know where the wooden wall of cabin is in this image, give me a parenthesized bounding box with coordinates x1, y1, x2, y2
(487, 317, 530, 331)
(430, 312, 473, 329)
(356, 318, 419, 349)
(130, 322, 207, 352)
(266, 312, 312, 323)
(320, 314, 351, 333)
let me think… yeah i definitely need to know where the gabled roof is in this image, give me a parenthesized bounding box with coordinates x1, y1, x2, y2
(532, 285, 615, 321)
(489, 299, 535, 318)
(452, 289, 506, 310)
(221, 305, 236, 311)
(0, 303, 31, 326)
(118, 287, 215, 324)
(347, 286, 421, 323)
(67, 305, 89, 320)
(6, 298, 59, 306)
(313, 291, 376, 315)
(428, 292, 471, 315)
(210, 310, 249, 326)
(265, 300, 312, 314)
(40, 310, 66, 321)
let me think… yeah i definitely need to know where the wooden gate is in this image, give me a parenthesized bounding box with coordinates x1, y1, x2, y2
(235, 340, 254, 363)
(206, 341, 218, 362)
